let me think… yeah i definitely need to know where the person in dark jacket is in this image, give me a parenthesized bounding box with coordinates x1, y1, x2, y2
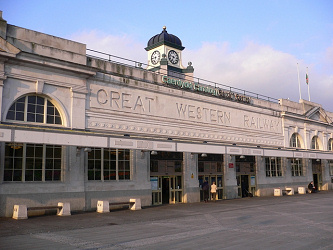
(308, 181, 316, 193)
(202, 180, 209, 202)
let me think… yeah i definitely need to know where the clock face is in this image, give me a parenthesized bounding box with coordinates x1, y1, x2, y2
(151, 50, 160, 65)
(168, 50, 179, 64)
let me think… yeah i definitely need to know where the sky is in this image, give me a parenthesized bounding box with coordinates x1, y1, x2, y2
(1, 0, 332, 110)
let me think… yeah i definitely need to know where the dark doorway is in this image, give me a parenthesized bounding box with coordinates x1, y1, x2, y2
(162, 177, 170, 204)
(313, 174, 318, 191)
(241, 175, 249, 197)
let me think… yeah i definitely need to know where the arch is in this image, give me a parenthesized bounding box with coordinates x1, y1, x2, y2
(5, 94, 65, 126)
(311, 136, 322, 150)
(290, 133, 303, 148)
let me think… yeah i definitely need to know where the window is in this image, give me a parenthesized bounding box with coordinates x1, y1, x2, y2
(6, 95, 62, 125)
(311, 136, 321, 150)
(265, 157, 282, 177)
(4, 143, 62, 182)
(291, 158, 303, 176)
(198, 154, 223, 173)
(329, 161, 333, 176)
(290, 133, 302, 148)
(88, 148, 130, 181)
(328, 139, 333, 151)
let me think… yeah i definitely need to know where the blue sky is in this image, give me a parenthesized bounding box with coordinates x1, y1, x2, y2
(1, 0, 332, 110)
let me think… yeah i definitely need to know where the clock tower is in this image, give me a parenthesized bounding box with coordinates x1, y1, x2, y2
(145, 26, 194, 78)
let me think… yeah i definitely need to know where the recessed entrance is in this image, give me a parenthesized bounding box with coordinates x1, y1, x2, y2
(236, 155, 256, 197)
(150, 152, 183, 205)
(162, 177, 170, 204)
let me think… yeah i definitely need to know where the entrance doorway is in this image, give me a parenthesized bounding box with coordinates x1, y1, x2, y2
(162, 177, 170, 204)
(236, 155, 256, 197)
(312, 159, 322, 191)
(150, 152, 183, 205)
(151, 175, 183, 205)
(241, 175, 249, 197)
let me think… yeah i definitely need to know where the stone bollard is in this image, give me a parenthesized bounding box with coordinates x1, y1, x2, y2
(97, 200, 110, 213)
(12, 205, 28, 220)
(129, 198, 141, 210)
(274, 188, 282, 196)
(57, 202, 71, 216)
(298, 187, 306, 194)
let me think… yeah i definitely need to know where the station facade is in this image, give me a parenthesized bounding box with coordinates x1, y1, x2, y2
(0, 13, 332, 217)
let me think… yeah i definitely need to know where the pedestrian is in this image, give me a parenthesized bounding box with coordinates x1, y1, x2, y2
(211, 181, 217, 201)
(202, 180, 209, 202)
(308, 181, 316, 193)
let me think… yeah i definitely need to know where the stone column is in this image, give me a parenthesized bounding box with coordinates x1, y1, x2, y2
(0, 59, 7, 121)
(224, 154, 238, 199)
(182, 152, 200, 203)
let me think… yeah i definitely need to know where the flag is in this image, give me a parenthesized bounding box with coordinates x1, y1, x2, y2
(306, 73, 309, 85)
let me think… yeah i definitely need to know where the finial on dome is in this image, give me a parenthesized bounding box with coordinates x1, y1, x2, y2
(163, 26, 166, 31)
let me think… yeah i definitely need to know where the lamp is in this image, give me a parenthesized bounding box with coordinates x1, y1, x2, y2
(240, 155, 245, 159)
(151, 151, 158, 155)
(77, 147, 92, 154)
(201, 153, 207, 157)
(316, 158, 320, 162)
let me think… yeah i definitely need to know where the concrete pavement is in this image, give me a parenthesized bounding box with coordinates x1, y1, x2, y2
(1, 191, 333, 249)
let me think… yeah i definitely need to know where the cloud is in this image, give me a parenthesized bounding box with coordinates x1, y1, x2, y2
(184, 41, 332, 110)
(71, 31, 332, 111)
(71, 30, 146, 63)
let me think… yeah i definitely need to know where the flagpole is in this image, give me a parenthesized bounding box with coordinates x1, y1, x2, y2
(307, 67, 310, 101)
(297, 63, 302, 100)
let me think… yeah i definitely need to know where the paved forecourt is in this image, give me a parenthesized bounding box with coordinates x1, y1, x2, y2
(1, 191, 333, 250)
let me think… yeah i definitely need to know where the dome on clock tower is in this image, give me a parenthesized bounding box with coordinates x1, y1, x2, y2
(145, 26, 185, 51)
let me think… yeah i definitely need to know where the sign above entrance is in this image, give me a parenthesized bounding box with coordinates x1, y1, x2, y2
(162, 76, 251, 104)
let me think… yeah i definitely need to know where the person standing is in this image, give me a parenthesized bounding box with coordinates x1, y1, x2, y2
(211, 181, 217, 201)
(202, 180, 209, 202)
(308, 181, 316, 193)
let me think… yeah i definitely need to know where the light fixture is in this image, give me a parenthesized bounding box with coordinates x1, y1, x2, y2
(201, 153, 207, 157)
(84, 148, 92, 152)
(151, 151, 158, 155)
(316, 158, 320, 162)
(240, 155, 245, 159)
(77, 147, 92, 154)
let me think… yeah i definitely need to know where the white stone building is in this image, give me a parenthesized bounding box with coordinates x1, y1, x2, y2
(0, 12, 332, 217)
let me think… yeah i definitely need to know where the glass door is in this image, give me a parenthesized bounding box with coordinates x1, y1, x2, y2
(151, 176, 162, 205)
(170, 176, 183, 204)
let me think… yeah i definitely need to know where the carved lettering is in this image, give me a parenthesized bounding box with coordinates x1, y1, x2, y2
(243, 115, 281, 132)
(176, 102, 231, 124)
(96, 89, 155, 114)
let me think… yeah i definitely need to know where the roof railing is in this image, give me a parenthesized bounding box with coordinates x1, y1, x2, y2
(86, 48, 279, 103)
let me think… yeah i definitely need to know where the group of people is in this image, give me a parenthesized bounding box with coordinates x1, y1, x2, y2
(202, 180, 217, 202)
(202, 180, 317, 202)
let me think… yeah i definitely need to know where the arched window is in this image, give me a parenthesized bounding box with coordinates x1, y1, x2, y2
(290, 133, 302, 148)
(6, 95, 62, 125)
(328, 139, 333, 151)
(311, 136, 321, 150)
